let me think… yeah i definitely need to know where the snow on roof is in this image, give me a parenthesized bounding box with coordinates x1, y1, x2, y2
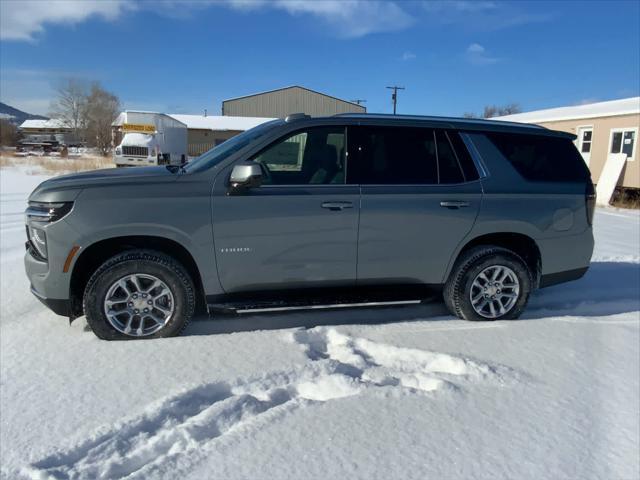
(19, 119, 69, 130)
(493, 97, 640, 124)
(112, 111, 187, 128)
(168, 114, 277, 132)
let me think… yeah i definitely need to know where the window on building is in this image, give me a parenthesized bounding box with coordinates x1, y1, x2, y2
(580, 130, 592, 153)
(610, 129, 636, 160)
(252, 127, 346, 185)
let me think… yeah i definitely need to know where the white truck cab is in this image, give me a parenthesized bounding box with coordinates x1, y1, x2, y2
(112, 111, 188, 167)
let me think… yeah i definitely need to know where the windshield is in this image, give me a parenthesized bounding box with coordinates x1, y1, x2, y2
(183, 120, 283, 173)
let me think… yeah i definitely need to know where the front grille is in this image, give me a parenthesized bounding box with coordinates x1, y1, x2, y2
(122, 146, 149, 157)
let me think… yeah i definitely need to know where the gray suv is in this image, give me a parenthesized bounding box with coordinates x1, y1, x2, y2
(24, 114, 595, 340)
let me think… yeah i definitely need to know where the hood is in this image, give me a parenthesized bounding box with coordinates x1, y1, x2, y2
(29, 166, 179, 203)
(119, 132, 156, 147)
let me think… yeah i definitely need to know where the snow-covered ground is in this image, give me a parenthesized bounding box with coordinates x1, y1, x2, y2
(1, 167, 638, 480)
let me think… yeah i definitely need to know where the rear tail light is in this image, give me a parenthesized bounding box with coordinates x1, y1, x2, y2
(585, 182, 596, 226)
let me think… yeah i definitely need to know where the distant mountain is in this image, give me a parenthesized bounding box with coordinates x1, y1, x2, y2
(0, 102, 48, 126)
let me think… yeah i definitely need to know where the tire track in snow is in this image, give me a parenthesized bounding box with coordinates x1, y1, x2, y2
(23, 328, 513, 480)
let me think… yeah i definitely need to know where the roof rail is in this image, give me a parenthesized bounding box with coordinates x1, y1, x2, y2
(332, 112, 547, 130)
(285, 113, 311, 122)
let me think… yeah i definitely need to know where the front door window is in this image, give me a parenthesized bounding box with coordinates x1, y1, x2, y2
(253, 127, 346, 185)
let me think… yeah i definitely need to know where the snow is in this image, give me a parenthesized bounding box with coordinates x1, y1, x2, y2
(19, 119, 68, 130)
(120, 132, 154, 147)
(168, 114, 277, 132)
(112, 112, 187, 129)
(493, 96, 640, 123)
(1, 166, 639, 480)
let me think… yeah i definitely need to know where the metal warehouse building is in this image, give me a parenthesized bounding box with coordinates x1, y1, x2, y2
(222, 85, 366, 118)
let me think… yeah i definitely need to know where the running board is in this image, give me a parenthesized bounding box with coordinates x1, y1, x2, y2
(208, 299, 423, 315)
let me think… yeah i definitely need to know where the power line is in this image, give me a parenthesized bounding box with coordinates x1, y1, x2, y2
(386, 86, 405, 115)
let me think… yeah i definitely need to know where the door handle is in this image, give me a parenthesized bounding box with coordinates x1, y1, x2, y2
(440, 201, 470, 209)
(321, 201, 354, 211)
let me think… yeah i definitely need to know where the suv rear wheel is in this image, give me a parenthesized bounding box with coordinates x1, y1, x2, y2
(444, 246, 532, 321)
(83, 250, 195, 340)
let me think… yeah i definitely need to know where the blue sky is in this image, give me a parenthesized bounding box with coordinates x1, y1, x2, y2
(1, 0, 638, 117)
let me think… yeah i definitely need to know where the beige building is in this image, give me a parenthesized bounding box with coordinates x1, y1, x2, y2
(495, 97, 640, 189)
(169, 114, 275, 157)
(222, 85, 366, 118)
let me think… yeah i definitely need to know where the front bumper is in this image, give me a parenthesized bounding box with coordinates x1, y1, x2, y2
(25, 244, 74, 317)
(30, 286, 72, 317)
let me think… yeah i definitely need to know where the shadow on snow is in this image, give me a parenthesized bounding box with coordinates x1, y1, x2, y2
(182, 261, 639, 336)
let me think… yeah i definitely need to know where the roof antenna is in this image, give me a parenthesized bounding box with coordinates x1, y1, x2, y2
(204, 109, 207, 117)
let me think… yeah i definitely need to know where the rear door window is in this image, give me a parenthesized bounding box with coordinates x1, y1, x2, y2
(352, 126, 479, 185)
(447, 131, 481, 181)
(486, 132, 590, 182)
(436, 130, 464, 184)
(355, 126, 438, 184)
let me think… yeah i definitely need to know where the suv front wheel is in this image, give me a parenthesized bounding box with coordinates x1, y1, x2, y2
(444, 246, 532, 321)
(83, 250, 196, 340)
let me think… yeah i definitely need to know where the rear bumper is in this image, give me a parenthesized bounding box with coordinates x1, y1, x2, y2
(30, 286, 72, 317)
(539, 266, 589, 288)
(537, 229, 594, 286)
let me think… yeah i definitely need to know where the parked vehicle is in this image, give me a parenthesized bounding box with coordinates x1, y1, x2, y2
(112, 111, 187, 167)
(25, 113, 595, 339)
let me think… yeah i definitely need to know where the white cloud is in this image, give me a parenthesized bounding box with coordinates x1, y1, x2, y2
(1, 0, 412, 41)
(0, 0, 133, 41)
(467, 43, 485, 54)
(423, 1, 497, 13)
(401, 51, 417, 61)
(466, 43, 500, 65)
(422, 0, 551, 30)
(226, 0, 414, 38)
(0, 69, 54, 115)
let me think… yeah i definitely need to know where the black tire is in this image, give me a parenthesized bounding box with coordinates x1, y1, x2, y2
(83, 250, 195, 340)
(443, 246, 532, 321)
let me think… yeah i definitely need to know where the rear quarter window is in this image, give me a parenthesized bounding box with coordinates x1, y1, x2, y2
(486, 132, 590, 182)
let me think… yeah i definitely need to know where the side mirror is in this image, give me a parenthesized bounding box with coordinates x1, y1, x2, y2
(229, 162, 263, 194)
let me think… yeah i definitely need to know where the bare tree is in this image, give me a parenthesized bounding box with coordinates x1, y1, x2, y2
(50, 78, 90, 143)
(85, 83, 121, 156)
(0, 119, 20, 146)
(482, 103, 522, 118)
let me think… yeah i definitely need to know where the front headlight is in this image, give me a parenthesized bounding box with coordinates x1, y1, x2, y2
(26, 201, 73, 223)
(115, 147, 122, 155)
(28, 226, 47, 259)
(25, 202, 73, 260)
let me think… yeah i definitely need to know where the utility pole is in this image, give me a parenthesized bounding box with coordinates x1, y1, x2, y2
(350, 99, 367, 106)
(386, 86, 405, 114)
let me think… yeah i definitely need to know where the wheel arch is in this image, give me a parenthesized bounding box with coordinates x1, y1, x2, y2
(446, 232, 542, 287)
(70, 235, 205, 317)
